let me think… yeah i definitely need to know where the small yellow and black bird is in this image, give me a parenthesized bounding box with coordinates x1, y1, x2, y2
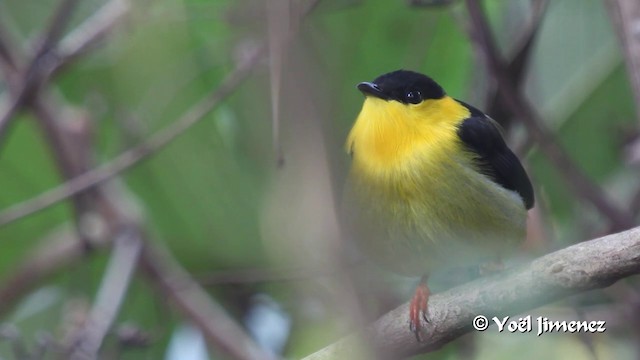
(343, 70, 534, 339)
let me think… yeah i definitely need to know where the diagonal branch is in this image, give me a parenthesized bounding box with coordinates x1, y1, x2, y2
(464, 0, 634, 231)
(604, 0, 640, 123)
(0, 0, 80, 142)
(67, 226, 143, 359)
(0, 0, 129, 150)
(31, 0, 81, 58)
(0, 22, 19, 72)
(303, 226, 640, 359)
(139, 239, 276, 360)
(56, 0, 131, 68)
(484, 0, 548, 129)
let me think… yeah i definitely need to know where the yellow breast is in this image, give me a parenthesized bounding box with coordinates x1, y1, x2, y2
(347, 96, 467, 175)
(343, 96, 526, 276)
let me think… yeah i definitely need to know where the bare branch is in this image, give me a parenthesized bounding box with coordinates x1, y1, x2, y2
(0, 0, 81, 147)
(0, 0, 129, 150)
(0, 22, 19, 71)
(605, 0, 640, 123)
(484, 0, 548, 129)
(67, 226, 143, 359)
(57, 0, 131, 65)
(139, 240, 276, 360)
(303, 226, 640, 359)
(0, 45, 265, 227)
(464, 0, 634, 231)
(32, 0, 81, 57)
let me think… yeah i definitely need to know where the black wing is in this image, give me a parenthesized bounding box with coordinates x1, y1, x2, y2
(456, 101, 534, 209)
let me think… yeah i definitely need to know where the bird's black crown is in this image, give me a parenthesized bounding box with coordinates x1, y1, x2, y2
(358, 70, 445, 104)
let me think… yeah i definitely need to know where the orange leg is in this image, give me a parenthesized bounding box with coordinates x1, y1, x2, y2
(409, 275, 430, 341)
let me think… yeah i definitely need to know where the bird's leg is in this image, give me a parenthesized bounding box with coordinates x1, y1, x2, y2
(409, 275, 430, 341)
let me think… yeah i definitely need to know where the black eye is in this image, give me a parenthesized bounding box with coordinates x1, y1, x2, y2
(405, 90, 422, 104)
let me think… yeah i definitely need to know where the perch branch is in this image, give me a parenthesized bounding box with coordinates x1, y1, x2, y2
(303, 226, 640, 359)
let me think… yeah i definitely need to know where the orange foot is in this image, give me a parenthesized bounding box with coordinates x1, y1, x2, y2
(409, 276, 430, 341)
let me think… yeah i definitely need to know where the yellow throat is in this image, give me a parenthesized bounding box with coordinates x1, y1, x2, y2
(346, 95, 471, 175)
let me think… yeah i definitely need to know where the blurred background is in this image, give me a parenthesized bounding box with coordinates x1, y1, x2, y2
(0, 0, 639, 359)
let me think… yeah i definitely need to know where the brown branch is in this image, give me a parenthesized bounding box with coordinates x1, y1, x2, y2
(56, 0, 131, 66)
(484, 0, 548, 130)
(302, 226, 640, 359)
(0, 44, 264, 227)
(464, 0, 634, 231)
(605, 0, 640, 123)
(31, 0, 81, 58)
(0, 0, 129, 150)
(139, 240, 276, 360)
(67, 226, 143, 359)
(0, 0, 80, 141)
(0, 22, 19, 72)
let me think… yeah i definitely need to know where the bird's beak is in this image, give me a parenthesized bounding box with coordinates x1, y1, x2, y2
(357, 82, 388, 100)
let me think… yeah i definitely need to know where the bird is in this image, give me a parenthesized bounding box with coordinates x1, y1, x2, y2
(343, 69, 534, 340)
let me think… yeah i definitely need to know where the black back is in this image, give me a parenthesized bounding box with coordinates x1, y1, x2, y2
(456, 101, 535, 209)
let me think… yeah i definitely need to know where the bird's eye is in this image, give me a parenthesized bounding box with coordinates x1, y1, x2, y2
(405, 90, 422, 104)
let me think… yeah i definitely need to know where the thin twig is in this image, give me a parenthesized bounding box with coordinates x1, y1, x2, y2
(507, 0, 548, 83)
(31, 0, 81, 58)
(0, 22, 19, 71)
(67, 226, 143, 359)
(57, 0, 131, 66)
(464, 0, 634, 231)
(139, 240, 276, 360)
(303, 226, 640, 359)
(30, 96, 99, 250)
(0, 0, 81, 147)
(484, 0, 548, 129)
(0, 0, 128, 150)
(604, 0, 640, 123)
(0, 45, 265, 227)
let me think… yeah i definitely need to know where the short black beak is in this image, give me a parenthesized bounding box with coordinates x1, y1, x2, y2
(357, 82, 388, 99)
